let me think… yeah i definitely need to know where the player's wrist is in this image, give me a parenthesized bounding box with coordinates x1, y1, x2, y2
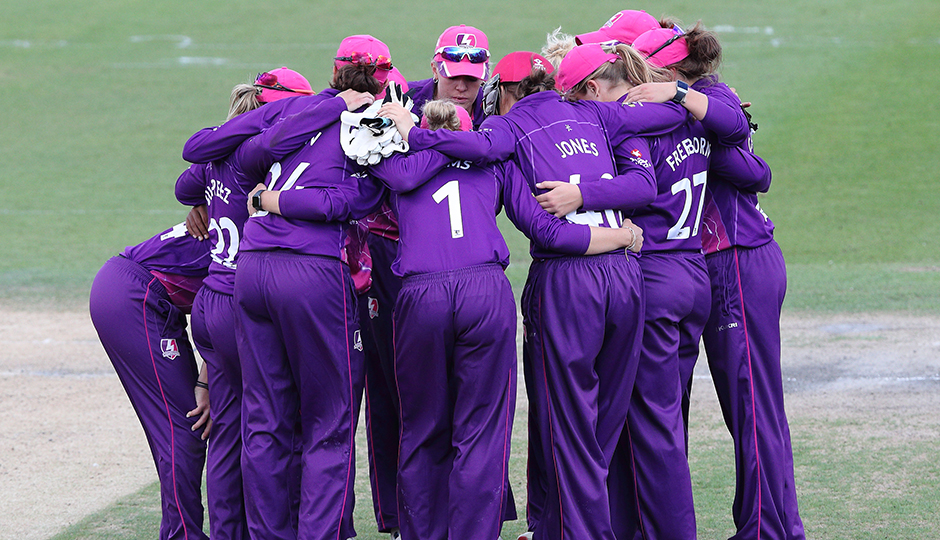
(672, 80, 689, 104)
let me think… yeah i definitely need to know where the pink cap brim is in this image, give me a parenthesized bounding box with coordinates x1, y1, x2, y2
(435, 57, 487, 80)
(575, 29, 611, 46)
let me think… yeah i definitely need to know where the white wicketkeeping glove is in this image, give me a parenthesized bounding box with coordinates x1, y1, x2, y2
(338, 81, 418, 165)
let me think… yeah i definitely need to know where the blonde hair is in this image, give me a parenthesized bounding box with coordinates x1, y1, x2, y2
(541, 27, 576, 70)
(227, 83, 263, 121)
(421, 100, 462, 131)
(564, 43, 672, 99)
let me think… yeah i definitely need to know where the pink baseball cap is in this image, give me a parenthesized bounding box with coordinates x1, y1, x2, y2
(433, 24, 490, 80)
(576, 10, 660, 46)
(253, 67, 314, 103)
(492, 51, 554, 83)
(420, 103, 472, 132)
(335, 34, 393, 83)
(633, 27, 689, 67)
(375, 67, 409, 99)
(555, 44, 619, 94)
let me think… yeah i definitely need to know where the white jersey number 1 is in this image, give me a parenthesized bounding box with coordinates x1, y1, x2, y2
(432, 180, 464, 239)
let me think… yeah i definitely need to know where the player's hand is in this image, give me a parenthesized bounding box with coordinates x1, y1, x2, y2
(623, 218, 644, 253)
(534, 181, 583, 217)
(187, 384, 212, 441)
(337, 89, 375, 111)
(729, 87, 752, 109)
(377, 103, 415, 142)
(185, 205, 209, 241)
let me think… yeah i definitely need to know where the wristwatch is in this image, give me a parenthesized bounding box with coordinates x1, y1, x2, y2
(251, 190, 265, 211)
(672, 80, 689, 104)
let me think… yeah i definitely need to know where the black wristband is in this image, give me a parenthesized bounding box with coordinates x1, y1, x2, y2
(195, 380, 209, 390)
(251, 190, 265, 211)
(672, 80, 689, 104)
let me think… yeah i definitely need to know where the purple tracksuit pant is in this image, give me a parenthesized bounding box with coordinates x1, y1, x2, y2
(190, 287, 249, 540)
(89, 256, 208, 540)
(359, 234, 403, 533)
(394, 264, 516, 540)
(610, 250, 710, 540)
(522, 253, 645, 540)
(702, 241, 805, 540)
(235, 251, 362, 540)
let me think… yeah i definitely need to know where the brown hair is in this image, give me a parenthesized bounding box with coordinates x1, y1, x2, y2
(659, 19, 722, 79)
(421, 100, 462, 131)
(512, 68, 556, 99)
(330, 64, 383, 94)
(564, 43, 672, 99)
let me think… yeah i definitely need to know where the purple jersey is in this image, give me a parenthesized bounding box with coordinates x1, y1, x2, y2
(227, 89, 385, 256)
(618, 114, 711, 253)
(693, 79, 776, 254)
(182, 94, 347, 164)
(121, 223, 211, 311)
(175, 163, 245, 296)
(700, 135, 775, 253)
(176, 92, 355, 292)
(370, 149, 591, 276)
(407, 91, 679, 257)
(691, 76, 751, 147)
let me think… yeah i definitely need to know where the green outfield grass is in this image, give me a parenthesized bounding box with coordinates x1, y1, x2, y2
(5, 0, 939, 538)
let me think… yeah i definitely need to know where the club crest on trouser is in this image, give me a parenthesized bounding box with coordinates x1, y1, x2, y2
(160, 339, 180, 360)
(353, 330, 363, 351)
(368, 297, 380, 319)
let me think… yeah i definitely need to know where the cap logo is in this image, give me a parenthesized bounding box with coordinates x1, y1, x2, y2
(604, 12, 623, 28)
(456, 33, 476, 48)
(532, 58, 546, 71)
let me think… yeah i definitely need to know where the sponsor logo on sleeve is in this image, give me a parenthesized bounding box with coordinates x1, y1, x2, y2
(368, 297, 379, 319)
(628, 148, 653, 168)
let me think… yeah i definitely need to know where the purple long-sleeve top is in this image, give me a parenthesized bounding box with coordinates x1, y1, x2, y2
(693, 77, 776, 254)
(370, 148, 591, 275)
(174, 161, 249, 296)
(121, 223, 211, 312)
(617, 111, 712, 253)
(406, 91, 672, 258)
(175, 91, 358, 291)
(182, 93, 349, 164)
(227, 89, 385, 256)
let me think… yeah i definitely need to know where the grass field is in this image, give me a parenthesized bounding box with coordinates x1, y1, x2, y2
(3, 0, 939, 538)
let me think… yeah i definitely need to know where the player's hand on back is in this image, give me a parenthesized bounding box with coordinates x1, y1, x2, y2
(534, 181, 584, 217)
(185, 205, 209, 241)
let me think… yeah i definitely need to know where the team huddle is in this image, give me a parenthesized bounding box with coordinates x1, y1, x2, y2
(89, 9, 805, 540)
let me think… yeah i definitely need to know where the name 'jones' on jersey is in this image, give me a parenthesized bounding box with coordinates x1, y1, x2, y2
(555, 136, 600, 159)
